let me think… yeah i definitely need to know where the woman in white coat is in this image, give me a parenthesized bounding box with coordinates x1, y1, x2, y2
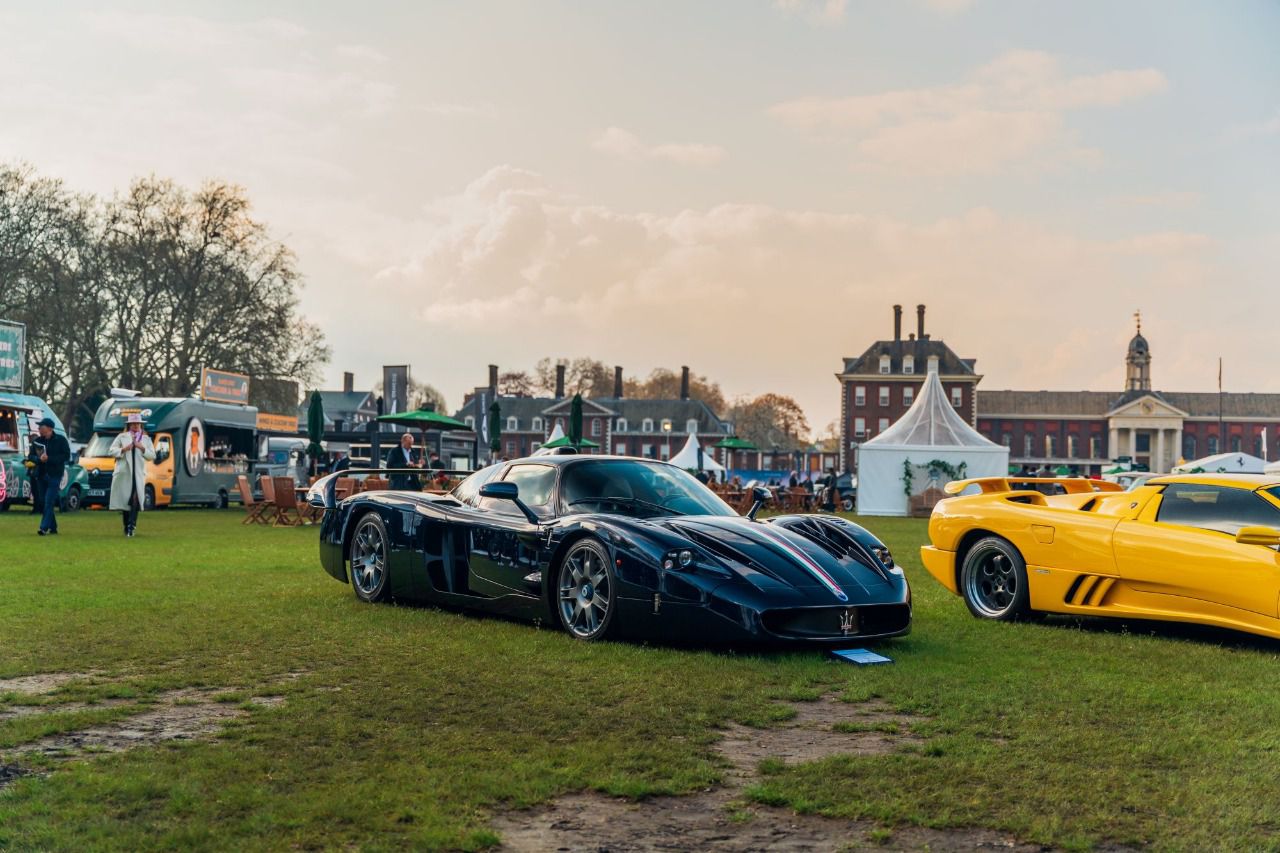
(109, 413, 155, 537)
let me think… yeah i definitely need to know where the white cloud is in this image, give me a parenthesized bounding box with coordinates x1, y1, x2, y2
(773, 0, 847, 25)
(922, 0, 975, 13)
(592, 127, 725, 166)
(368, 166, 1229, 425)
(769, 50, 1167, 175)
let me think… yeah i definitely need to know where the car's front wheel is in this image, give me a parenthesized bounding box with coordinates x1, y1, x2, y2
(557, 539, 617, 641)
(63, 486, 81, 512)
(960, 536, 1034, 621)
(144, 485, 156, 511)
(349, 512, 391, 603)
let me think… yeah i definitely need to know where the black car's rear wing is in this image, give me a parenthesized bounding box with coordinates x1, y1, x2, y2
(306, 467, 475, 510)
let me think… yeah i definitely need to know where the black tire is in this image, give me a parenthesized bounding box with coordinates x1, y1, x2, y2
(63, 486, 81, 513)
(143, 485, 156, 512)
(556, 539, 618, 641)
(960, 536, 1034, 622)
(841, 496, 854, 512)
(216, 489, 229, 510)
(348, 513, 391, 603)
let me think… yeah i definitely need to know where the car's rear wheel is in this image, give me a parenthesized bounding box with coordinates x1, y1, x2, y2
(63, 486, 81, 512)
(557, 539, 617, 641)
(841, 496, 854, 512)
(960, 536, 1033, 621)
(144, 485, 156, 511)
(349, 513, 391, 603)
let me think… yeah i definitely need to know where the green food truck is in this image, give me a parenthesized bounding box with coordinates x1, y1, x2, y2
(0, 392, 90, 512)
(81, 395, 259, 509)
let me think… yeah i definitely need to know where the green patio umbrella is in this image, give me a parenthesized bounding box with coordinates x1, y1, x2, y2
(306, 390, 325, 475)
(569, 393, 584, 446)
(543, 434, 599, 449)
(375, 408, 470, 431)
(488, 401, 502, 454)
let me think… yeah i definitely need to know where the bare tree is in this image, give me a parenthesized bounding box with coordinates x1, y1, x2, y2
(624, 368, 727, 413)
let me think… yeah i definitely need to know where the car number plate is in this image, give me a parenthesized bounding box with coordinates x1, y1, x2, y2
(88, 489, 106, 496)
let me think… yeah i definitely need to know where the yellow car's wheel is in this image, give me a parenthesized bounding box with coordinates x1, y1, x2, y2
(960, 537, 1033, 622)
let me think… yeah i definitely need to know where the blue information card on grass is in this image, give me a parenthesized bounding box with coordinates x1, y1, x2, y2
(830, 648, 894, 665)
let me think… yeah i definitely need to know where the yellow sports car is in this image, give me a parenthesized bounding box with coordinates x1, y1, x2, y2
(921, 474, 1280, 639)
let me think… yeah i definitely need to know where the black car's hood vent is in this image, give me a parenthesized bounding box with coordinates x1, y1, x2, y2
(659, 516, 890, 603)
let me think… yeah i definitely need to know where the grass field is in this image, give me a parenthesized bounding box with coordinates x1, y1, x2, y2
(2, 507, 1279, 851)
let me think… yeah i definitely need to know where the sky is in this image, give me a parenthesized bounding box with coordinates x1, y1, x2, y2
(2, 1, 1277, 431)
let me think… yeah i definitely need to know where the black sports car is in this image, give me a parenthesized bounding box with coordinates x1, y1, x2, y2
(306, 454, 911, 644)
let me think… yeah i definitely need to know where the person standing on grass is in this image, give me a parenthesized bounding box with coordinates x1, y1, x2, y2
(34, 418, 70, 536)
(25, 427, 45, 516)
(109, 413, 155, 537)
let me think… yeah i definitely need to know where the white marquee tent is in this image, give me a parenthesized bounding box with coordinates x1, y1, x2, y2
(855, 367, 1009, 516)
(1172, 452, 1267, 475)
(668, 433, 725, 473)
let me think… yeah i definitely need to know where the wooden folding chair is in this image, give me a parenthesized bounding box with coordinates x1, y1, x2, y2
(272, 477, 305, 526)
(258, 476, 293, 527)
(236, 475, 268, 525)
(334, 477, 354, 502)
(362, 477, 389, 492)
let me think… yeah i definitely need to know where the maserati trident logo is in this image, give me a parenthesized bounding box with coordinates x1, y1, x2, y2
(839, 608, 856, 636)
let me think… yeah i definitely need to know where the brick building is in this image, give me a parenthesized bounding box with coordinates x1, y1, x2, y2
(836, 304, 981, 472)
(838, 308, 1280, 474)
(977, 320, 1280, 472)
(454, 364, 732, 462)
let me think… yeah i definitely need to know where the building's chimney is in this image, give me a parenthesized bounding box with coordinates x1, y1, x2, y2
(555, 364, 566, 399)
(342, 371, 353, 394)
(614, 366, 624, 398)
(680, 366, 690, 400)
(916, 304, 926, 340)
(893, 305, 902, 342)
(488, 364, 498, 392)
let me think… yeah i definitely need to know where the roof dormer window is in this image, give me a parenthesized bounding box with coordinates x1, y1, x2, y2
(879, 355, 891, 374)
(903, 355, 914, 375)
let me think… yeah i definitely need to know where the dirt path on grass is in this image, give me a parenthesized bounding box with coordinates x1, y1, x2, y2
(0, 672, 288, 788)
(492, 694, 1077, 852)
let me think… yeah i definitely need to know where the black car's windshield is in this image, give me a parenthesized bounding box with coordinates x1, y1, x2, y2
(561, 459, 736, 518)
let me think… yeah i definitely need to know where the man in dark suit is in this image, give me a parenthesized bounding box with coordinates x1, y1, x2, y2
(331, 451, 352, 474)
(35, 418, 70, 536)
(25, 429, 45, 515)
(385, 433, 421, 490)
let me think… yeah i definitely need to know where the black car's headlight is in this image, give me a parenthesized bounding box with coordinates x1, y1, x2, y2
(662, 549, 695, 570)
(873, 545, 904, 576)
(661, 548, 730, 577)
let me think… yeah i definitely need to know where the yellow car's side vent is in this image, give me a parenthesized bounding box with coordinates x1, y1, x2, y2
(1063, 574, 1117, 607)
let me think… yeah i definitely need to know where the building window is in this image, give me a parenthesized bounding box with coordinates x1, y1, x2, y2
(854, 386, 866, 406)
(686, 419, 698, 434)
(586, 419, 599, 437)
(1024, 435, 1034, 457)
(903, 387, 914, 406)
(950, 387, 963, 407)
(506, 416, 518, 431)
(903, 355, 914, 375)
(878, 387, 890, 407)
(928, 355, 939, 374)
(1230, 435, 1242, 453)
(659, 444, 670, 460)
(1183, 435, 1196, 459)
(1207, 436, 1219, 455)
(1045, 435, 1056, 458)
(642, 418, 654, 432)
(616, 418, 627, 432)
(531, 442, 541, 452)
(1091, 436, 1102, 459)
(641, 443, 653, 458)
(879, 355, 891, 374)
(854, 417, 866, 437)
(464, 416, 475, 429)
(614, 442, 626, 455)
(505, 440, 516, 457)
(1067, 435, 1079, 458)
(878, 417, 889, 433)
(1255, 434, 1265, 458)
(1001, 433, 1012, 448)
(531, 416, 543, 432)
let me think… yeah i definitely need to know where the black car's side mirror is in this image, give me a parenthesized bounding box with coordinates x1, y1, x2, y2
(479, 481, 539, 524)
(747, 486, 772, 521)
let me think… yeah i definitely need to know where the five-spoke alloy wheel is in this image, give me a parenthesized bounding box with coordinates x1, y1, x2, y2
(960, 536, 1033, 621)
(349, 513, 390, 603)
(557, 539, 616, 641)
